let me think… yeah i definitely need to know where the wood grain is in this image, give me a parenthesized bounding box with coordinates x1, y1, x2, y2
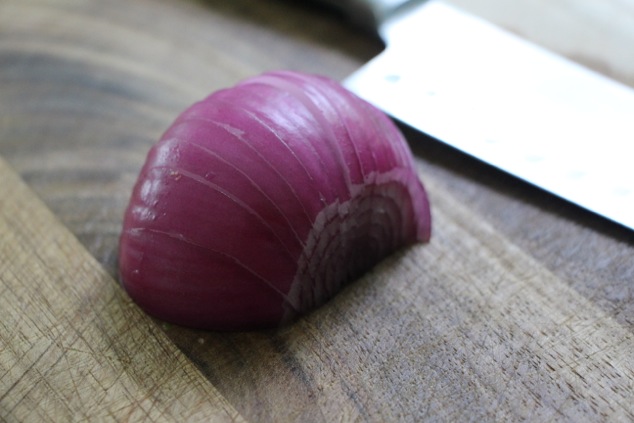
(0, 0, 380, 276)
(0, 157, 244, 422)
(1, 0, 634, 421)
(162, 174, 634, 421)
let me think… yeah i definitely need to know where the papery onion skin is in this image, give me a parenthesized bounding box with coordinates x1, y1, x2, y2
(118, 70, 431, 330)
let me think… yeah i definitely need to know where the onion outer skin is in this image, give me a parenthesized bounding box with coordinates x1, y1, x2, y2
(118, 70, 431, 330)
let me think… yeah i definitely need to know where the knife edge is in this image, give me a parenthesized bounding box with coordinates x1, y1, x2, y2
(342, 1, 634, 230)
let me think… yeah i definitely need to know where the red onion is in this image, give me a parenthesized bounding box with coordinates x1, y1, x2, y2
(118, 71, 431, 330)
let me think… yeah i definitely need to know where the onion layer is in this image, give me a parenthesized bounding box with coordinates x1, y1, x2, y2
(118, 70, 431, 330)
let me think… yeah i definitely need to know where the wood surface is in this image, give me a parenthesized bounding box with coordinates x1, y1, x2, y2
(1, 0, 634, 421)
(0, 157, 244, 422)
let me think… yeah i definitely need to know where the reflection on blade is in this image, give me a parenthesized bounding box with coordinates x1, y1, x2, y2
(345, 2, 634, 230)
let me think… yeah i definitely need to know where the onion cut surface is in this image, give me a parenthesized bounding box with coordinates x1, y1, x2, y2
(119, 71, 431, 330)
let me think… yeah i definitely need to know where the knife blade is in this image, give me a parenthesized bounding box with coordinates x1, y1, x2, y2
(329, 0, 634, 231)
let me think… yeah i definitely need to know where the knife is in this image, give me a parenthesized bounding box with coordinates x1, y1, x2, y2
(323, 0, 634, 231)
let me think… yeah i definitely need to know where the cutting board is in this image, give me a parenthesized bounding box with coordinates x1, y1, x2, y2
(0, 156, 243, 421)
(2, 0, 634, 421)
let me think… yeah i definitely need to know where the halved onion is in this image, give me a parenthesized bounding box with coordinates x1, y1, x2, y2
(118, 71, 431, 330)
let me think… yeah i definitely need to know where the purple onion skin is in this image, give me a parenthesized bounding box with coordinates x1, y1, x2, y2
(119, 71, 431, 330)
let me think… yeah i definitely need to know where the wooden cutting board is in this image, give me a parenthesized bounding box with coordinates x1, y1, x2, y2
(2, 0, 634, 421)
(0, 156, 244, 421)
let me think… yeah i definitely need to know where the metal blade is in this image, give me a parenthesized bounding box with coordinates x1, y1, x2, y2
(344, 1, 634, 230)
